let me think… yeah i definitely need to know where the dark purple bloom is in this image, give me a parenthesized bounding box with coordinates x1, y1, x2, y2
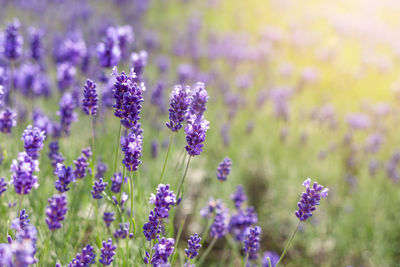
(99, 239, 116, 266)
(0, 177, 8, 196)
(54, 163, 75, 193)
(262, 251, 279, 267)
(103, 212, 115, 228)
(231, 185, 247, 210)
(74, 155, 89, 179)
(151, 236, 175, 265)
(57, 93, 78, 136)
(217, 157, 232, 181)
(110, 172, 125, 193)
(113, 223, 133, 240)
(112, 67, 145, 129)
(166, 85, 191, 132)
(185, 233, 201, 260)
(68, 244, 96, 267)
(96, 160, 108, 179)
(0, 108, 16, 134)
(21, 125, 46, 160)
(143, 210, 161, 241)
(295, 178, 328, 221)
(184, 115, 209, 156)
(97, 28, 121, 68)
(229, 206, 258, 241)
(150, 184, 177, 219)
(188, 82, 209, 119)
(91, 178, 108, 199)
(12, 209, 30, 230)
(121, 130, 143, 172)
(45, 193, 68, 230)
(244, 226, 261, 261)
(28, 27, 43, 61)
(57, 63, 77, 91)
(10, 152, 39, 195)
(82, 79, 98, 116)
(2, 19, 23, 60)
(82, 147, 92, 160)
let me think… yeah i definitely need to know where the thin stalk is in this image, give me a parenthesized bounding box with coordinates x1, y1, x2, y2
(159, 132, 174, 183)
(243, 253, 249, 267)
(197, 236, 218, 267)
(275, 221, 302, 267)
(177, 156, 192, 198)
(16, 195, 23, 219)
(113, 124, 122, 174)
(90, 117, 96, 180)
(129, 171, 134, 235)
(200, 217, 213, 246)
(170, 217, 186, 264)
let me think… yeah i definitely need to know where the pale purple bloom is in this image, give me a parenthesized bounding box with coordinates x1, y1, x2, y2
(346, 113, 371, 130)
(57, 93, 78, 136)
(151, 236, 175, 265)
(21, 125, 46, 160)
(262, 251, 279, 267)
(45, 193, 68, 230)
(97, 27, 121, 68)
(121, 130, 143, 172)
(217, 157, 232, 181)
(184, 115, 209, 156)
(166, 85, 191, 132)
(10, 152, 39, 195)
(54, 163, 75, 193)
(2, 19, 23, 60)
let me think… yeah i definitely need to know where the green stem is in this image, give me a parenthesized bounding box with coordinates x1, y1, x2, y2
(177, 156, 192, 198)
(197, 236, 218, 266)
(275, 221, 302, 267)
(113, 124, 122, 174)
(129, 171, 135, 235)
(200, 217, 213, 246)
(159, 132, 174, 183)
(16, 194, 23, 219)
(170, 217, 186, 264)
(243, 253, 249, 267)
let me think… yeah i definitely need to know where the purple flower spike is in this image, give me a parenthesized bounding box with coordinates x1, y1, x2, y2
(103, 212, 115, 228)
(121, 130, 143, 172)
(0, 108, 17, 134)
(54, 163, 76, 193)
(143, 210, 161, 241)
(184, 115, 209, 157)
(82, 79, 98, 116)
(45, 193, 68, 230)
(151, 236, 175, 265)
(74, 155, 89, 179)
(150, 184, 177, 219)
(244, 226, 261, 261)
(229, 206, 258, 241)
(28, 27, 44, 62)
(68, 244, 96, 267)
(217, 157, 232, 181)
(96, 160, 108, 179)
(57, 93, 77, 136)
(57, 63, 76, 91)
(110, 172, 125, 193)
(21, 125, 46, 160)
(230, 185, 247, 210)
(295, 178, 328, 221)
(2, 19, 23, 60)
(48, 141, 65, 169)
(188, 82, 209, 119)
(91, 178, 108, 199)
(210, 204, 229, 239)
(166, 85, 191, 132)
(99, 239, 116, 266)
(10, 152, 39, 195)
(0, 177, 8, 196)
(97, 27, 121, 68)
(130, 50, 147, 80)
(185, 233, 202, 260)
(113, 223, 133, 240)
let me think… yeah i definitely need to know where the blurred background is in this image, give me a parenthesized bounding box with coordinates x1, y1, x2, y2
(1, 0, 400, 266)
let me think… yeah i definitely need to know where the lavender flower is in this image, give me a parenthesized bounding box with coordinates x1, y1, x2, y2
(48, 141, 65, 168)
(96, 160, 108, 179)
(166, 85, 191, 132)
(0, 244, 12, 266)
(91, 178, 108, 199)
(99, 239, 116, 266)
(112, 192, 128, 211)
(68, 244, 96, 267)
(185, 233, 202, 260)
(97, 28, 121, 68)
(57, 63, 76, 91)
(151, 82, 166, 114)
(150, 184, 177, 219)
(231, 185, 247, 210)
(151, 140, 158, 158)
(188, 82, 209, 119)
(82, 147, 92, 159)
(0, 108, 16, 134)
(74, 155, 89, 179)
(57, 93, 77, 136)
(121, 130, 143, 172)
(229, 206, 258, 241)
(210, 205, 229, 239)
(28, 27, 43, 61)
(184, 115, 209, 156)
(45, 193, 68, 230)
(10, 152, 39, 195)
(110, 172, 125, 193)
(244, 226, 261, 261)
(0, 177, 8, 196)
(143, 210, 161, 241)
(217, 157, 232, 181)
(82, 79, 98, 116)
(151, 236, 175, 265)
(113, 223, 133, 240)
(54, 163, 75, 193)
(130, 50, 147, 80)
(2, 19, 23, 60)
(116, 25, 134, 56)
(103, 212, 115, 228)
(295, 178, 328, 221)
(10, 222, 37, 266)
(262, 251, 279, 267)
(21, 125, 46, 160)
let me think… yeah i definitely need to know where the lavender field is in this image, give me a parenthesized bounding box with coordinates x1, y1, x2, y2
(0, 0, 399, 266)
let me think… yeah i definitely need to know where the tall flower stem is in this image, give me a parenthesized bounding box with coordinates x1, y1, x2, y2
(177, 156, 192, 198)
(275, 221, 302, 267)
(197, 236, 217, 266)
(159, 132, 174, 183)
(90, 116, 96, 179)
(16, 194, 23, 218)
(128, 171, 135, 234)
(113, 124, 122, 174)
(170, 217, 186, 264)
(243, 253, 249, 267)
